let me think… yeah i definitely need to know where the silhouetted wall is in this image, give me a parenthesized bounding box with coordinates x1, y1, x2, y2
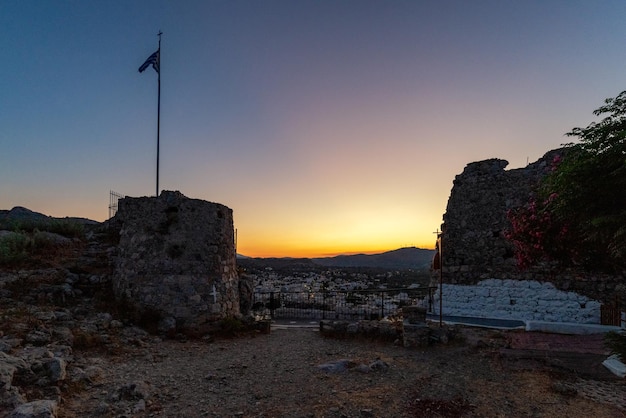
(112, 191, 239, 333)
(439, 150, 625, 312)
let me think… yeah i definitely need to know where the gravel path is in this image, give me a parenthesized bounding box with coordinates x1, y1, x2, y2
(60, 326, 626, 418)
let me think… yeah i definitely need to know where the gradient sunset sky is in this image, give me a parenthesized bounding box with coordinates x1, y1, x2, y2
(2, 1, 626, 257)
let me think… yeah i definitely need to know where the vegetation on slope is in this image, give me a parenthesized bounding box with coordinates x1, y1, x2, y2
(506, 91, 626, 273)
(0, 207, 87, 265)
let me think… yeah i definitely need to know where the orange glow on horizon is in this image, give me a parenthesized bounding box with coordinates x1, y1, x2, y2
(237, 240, 437, 259)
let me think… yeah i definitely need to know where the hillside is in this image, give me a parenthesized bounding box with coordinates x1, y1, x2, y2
(0, 206, 98, 227)
(313, 247, 435, 270)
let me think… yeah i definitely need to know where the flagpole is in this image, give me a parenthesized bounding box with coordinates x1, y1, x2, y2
(156, 31, 162, 197)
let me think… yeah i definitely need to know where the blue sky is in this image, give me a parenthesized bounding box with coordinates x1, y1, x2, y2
(2, 0, 626, 257)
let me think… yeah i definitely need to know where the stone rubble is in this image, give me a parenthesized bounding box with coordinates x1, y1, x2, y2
(0, 226, 161, 418)
(316, 358, 390, 374)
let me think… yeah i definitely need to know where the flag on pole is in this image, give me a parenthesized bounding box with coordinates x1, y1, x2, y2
(139, 32, 162, 197)
(138, 50, 159, 73)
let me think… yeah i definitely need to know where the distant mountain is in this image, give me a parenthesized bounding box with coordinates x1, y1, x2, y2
(313, 247, 435, 270)
(238, 247, 436, 272)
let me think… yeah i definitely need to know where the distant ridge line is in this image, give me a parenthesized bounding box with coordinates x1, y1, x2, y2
(238, 247, 435, 270)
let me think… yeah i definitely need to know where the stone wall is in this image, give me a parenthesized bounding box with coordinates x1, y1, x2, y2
(432, 279, 601, 324)
(112, 191, 239, 333)
(440, 151, 558, 284)
(438, 150, 625, 323)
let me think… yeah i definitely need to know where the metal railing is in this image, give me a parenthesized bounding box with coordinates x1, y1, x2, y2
(252, 287, 436, 321)
(109, 190, 125, 219)
(601, 297, 623, 327)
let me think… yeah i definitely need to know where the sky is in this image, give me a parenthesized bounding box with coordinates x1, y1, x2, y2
(2, 1, 626, 258)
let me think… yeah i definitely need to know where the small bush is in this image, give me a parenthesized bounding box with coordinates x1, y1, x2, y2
(219, 317, 245, 336)
(46, 219, 85, 238)
(0, 218, 85, 266)
(5, 218, 84, 239)
(32, 229, 64, 250)
(604, 331, 626, 361)
(0, 232, 32, 264)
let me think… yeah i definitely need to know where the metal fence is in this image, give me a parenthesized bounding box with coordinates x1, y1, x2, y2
(109, 190, 124, 219)
(252, 287, 436, 321)
(601, 297, 623, 326)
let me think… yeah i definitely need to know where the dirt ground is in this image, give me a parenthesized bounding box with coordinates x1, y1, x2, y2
(59, 325, 626, 418)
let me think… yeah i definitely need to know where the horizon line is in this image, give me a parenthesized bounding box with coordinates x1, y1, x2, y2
(237, 245, 436, 259)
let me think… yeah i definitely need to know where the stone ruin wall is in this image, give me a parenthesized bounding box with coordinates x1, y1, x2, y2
(437, 150, 625, 324)
(431, 279, 603, 324)
(440, 151, 555, 284)
(112, 191, 240, 334)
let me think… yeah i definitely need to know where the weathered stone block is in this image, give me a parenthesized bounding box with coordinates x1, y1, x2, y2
(403, 322, 431, 348)
(402, 306, 427, 324)
(112, 191, 239, 334)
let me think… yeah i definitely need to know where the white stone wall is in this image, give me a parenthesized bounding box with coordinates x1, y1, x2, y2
(432, 279, 601, 324)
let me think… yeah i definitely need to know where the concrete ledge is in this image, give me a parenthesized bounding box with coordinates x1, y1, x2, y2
(602, 355, 626, 378)
(525, 320, 622, 335)
(427, 314, 525, 330)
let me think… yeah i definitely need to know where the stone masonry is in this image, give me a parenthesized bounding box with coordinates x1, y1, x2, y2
(112, 191, 239, 333)
(437, 150, 625, 324)
(432, 279, 601, 323)
(440, 151, 559, 284)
